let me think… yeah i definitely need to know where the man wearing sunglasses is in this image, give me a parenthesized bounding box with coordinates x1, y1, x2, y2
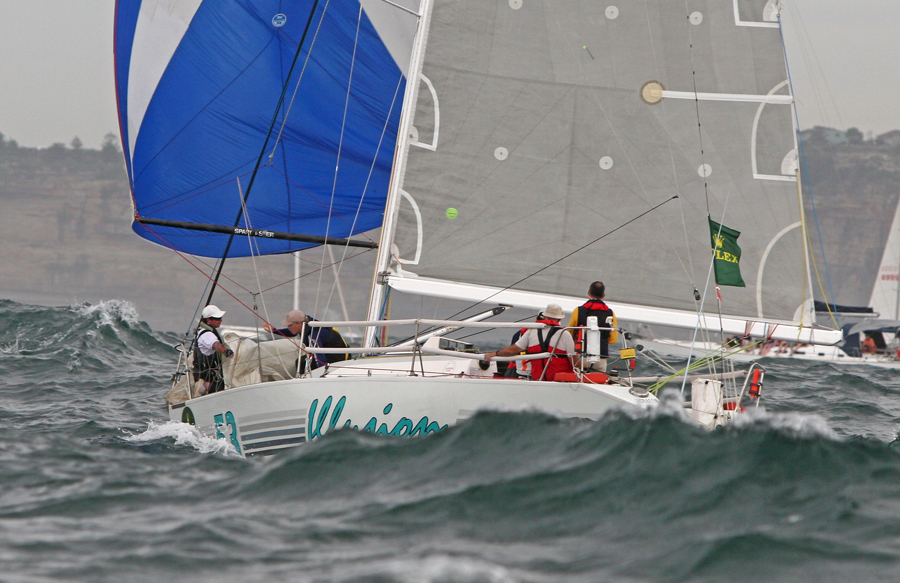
(193, 304, 234, 396)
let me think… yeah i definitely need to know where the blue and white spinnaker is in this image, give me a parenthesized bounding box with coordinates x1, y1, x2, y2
(114, 0, 417, 257)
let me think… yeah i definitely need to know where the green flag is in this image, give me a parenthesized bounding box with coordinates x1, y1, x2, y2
(709, 218, 745, 287)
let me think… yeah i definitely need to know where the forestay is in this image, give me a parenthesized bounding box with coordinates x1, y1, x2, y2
(385, 0, 829, 333)
(114, 0, 418, 258)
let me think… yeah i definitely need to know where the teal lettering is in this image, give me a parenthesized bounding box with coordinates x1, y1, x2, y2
(410, 417, 447, 436)
(224, 411, 241, 454)
(309, 396, 448, 440)
(329, 396, 346, 430)
(390, 418, 414, 436)
(214, 413, 225, 439)
(308, 397, 334, 440)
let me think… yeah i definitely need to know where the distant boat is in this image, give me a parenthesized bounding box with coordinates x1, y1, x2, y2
(114, 0, 840, 453)
(647, 189, 900, 368)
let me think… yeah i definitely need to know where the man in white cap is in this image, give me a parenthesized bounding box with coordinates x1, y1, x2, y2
(264, 309, 350, 370)
(484, 303, 578, 381)
(193, 305, 234, 395)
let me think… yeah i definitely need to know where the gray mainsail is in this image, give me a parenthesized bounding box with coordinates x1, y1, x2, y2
(379, 0, 833, 336)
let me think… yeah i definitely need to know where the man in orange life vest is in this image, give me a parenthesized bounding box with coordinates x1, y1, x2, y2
(484, 303, 578, 381)
(568, 281, 617, 373)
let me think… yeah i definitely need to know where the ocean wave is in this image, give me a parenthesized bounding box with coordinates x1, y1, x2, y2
(72, 299, 141, 328)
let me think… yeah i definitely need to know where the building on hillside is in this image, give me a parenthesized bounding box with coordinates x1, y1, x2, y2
(876, 130, 900, 147)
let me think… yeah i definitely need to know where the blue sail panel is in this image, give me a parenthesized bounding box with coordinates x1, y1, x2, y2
(114, 0, 411, 257)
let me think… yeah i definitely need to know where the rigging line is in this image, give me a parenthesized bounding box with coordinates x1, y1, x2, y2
(788, 4, 844, 129)
(134, 221, 300, 348)
(268, 166, 376, 241)
(681, 0, 735, 382)
(141, 168, 254, 216)
(267, 0, 332, 162)
(455, 314, 539, 342)
(539, 2, 698, 299)
(183, 268, 216, 342)
(327, 72, 405, 312)
(315, 1, 364, 321)
(778, 11, 840, 328)
(680, 203, 731, 395)
(443, 195, 679, 321)
(257, 249, 375, 294)
(640, 0, 696, 288)
(542, 2, 655, 206)
(235, 177, 274, 337)
(683, 0, 711, 216)
(133, 218, 257, 296)
(205, 0, 323, 309)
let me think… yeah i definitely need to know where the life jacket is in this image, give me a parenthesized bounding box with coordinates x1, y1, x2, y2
(574, 299, 614, 358)
(193, 322, 224, 388)
(525, 319, 573, 381)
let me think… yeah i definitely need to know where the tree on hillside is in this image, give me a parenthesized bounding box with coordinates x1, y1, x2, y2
(101, 132, 120, 154)
(70, 136, 83, 150)
(846, 127, 864, 145)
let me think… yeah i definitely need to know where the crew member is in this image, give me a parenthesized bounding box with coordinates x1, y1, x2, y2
(568, 281, 617, 372)
(485, 303, 577, 381)
(862, 333, 878, 354)
(193, 305, 234, 396)
(265, 309, 350, 369)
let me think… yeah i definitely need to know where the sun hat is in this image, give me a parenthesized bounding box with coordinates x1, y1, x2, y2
(281, 309, 307, 327)
(201, 305, 226, 319)
(543, 303, 564, 320)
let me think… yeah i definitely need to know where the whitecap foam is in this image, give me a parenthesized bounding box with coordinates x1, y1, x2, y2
(360, 555, 515, 583)
(618, 388, 840, 439)
(616, 388, 690, 422)
(73, 299, 140, 327)
(124, 420, 240, 456)
(0, 337, 20, 355)
(731, 406, 841, 440)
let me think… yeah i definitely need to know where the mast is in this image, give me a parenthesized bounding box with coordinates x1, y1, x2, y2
(364, 0, 435, 347)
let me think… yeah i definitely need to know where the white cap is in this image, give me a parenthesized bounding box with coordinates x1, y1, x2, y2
(201, 305, 226, 319)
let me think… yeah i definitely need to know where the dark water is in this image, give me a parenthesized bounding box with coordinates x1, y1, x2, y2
(3, 299, 900, 582)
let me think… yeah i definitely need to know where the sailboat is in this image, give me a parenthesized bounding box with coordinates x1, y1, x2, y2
(115, 0, 841, 454)
(650, 192, 900, 367)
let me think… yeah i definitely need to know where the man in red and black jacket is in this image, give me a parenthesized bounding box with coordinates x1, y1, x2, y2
(568, 281, 617, 372)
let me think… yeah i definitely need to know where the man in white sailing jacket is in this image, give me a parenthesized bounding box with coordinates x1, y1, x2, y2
(484, 304, 577, 381)
(193, 305, 233, 395)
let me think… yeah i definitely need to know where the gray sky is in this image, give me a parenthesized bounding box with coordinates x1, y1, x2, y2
(0, 0, 897, 149)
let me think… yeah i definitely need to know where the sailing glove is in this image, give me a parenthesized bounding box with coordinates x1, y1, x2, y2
(224, 349, 235, 358)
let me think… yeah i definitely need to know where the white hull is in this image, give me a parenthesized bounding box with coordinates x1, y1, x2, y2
(169, 355, 657, 456)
